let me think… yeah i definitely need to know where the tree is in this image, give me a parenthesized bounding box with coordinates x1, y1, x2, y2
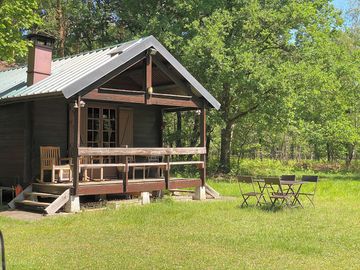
(0, 0, 42, 62)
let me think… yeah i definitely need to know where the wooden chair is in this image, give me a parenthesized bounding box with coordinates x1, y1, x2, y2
(237, 176, 266, 207)
(298, 175, 319, 207)
(40, 146, 72, 183)
(146, 156, 163, 178)
(264, 177, 293, 208)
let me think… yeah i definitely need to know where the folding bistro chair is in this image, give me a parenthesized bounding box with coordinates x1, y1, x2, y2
(298, 175, 319, 207)
(280, 175, 296, 181)
(263, 177, 293, 208)
(280, 174, 296, 193)
(237, 176, 266, 207)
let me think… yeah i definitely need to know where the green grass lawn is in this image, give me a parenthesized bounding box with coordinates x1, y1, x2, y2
(0, 177, 360, 269)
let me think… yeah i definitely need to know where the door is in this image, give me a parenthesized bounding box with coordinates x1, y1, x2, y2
(118, 108, 133, 147)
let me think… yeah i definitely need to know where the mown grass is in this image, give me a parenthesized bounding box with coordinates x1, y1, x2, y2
(0, 175, 359, 269)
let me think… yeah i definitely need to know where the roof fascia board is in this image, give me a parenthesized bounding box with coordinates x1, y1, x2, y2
(62, 36, 220, 110)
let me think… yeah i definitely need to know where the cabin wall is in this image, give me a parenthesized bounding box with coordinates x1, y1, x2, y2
(133, 107, 161, 147)
(31, 98, 68, 180)
(0, 103, 26, 186)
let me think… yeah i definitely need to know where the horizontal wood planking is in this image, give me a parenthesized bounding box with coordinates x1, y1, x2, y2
(0, 103, 25, 185)
(78, 147, 206, 156)
(126, 181, 165, 193)
(78, 182, 124, 195)
(83, 89, 145, 104)
(168, 179, 202, 189)
(146, 96, 199, 108)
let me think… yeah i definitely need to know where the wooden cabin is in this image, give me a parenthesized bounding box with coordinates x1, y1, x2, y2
(0, 34, 220, 213)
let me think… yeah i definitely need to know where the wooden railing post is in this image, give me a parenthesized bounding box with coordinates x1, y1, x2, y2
(123, 156, 129, 193)
(200, 107, 206, 186)
(164, 155, 170, 189)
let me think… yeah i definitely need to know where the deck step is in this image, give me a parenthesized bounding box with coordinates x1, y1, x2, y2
(15, 200, 51, 207)
(24, 192, 60, 199)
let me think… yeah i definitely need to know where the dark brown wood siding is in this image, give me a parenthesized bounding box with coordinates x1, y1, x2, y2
(0, 103, 26, 186)
(31, 98, 68, 180)
(133, 107, 161, 147)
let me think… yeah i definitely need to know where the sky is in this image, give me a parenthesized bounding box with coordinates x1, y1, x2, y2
(333, 0, 352, 24)
(333, 0, 350, 11)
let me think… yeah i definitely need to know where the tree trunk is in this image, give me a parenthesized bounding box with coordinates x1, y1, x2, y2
(218, 122, 233, 173)
(326, 142, 331, 162)
(346, 143, 355, 167)
(56, 0, 65, 57)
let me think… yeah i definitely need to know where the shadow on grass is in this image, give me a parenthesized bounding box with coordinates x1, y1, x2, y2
(236, 202, 295, 212)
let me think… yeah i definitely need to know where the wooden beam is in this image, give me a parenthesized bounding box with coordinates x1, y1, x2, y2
(200, 107, 206, 186)
(78, 183, 124, 196)
(78, 147, 206, 157)
(126, 181, 165, 193)
(153, 56, 190, 93)
(147, 96, 199, 108)
(168, 179, 202, 189)
(72, 96, 81, 195)
(83, 89, 145, 104)
(145, 51, 153, 104)
(77, 52, 147, 97)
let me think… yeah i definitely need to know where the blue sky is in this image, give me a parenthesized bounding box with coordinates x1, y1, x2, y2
(333, 0, 350, 12)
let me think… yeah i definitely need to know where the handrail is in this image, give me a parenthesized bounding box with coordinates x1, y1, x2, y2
(78, 147, 206, 156)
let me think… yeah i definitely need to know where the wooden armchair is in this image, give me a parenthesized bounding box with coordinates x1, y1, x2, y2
(40, 146, 72, 183)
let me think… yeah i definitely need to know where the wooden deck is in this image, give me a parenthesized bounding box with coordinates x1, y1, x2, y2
(33, 177, 201, 196)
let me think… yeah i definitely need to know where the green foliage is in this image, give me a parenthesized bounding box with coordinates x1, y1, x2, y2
(0, 0, 42, 62)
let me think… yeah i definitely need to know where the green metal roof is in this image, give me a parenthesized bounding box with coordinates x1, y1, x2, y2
(0, 36, 220, 109)
(0, 39, 139, 101)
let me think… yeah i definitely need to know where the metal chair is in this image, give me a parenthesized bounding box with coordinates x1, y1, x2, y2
(237, 176, 266, 207)
(264, 177, 293, 208)
(298, 175, 319, 207)
(280, 175, 296, 181)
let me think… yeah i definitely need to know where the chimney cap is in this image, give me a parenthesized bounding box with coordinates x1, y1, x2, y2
(26, 32, 55, 47)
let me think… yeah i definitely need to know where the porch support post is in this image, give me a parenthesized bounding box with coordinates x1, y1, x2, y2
(145, 49, 153, 104)
(200, 106, 206, 186)
(194, 106, 207, 200)
(72, 96, 81, 195)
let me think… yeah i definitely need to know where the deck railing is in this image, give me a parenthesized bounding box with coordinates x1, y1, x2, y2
(73, 147, 206, 194)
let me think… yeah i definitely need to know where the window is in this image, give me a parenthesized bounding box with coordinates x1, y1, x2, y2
(87, 107, 117, 148)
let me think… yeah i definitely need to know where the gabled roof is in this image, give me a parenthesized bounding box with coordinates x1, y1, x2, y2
(0, 36, 220, 109)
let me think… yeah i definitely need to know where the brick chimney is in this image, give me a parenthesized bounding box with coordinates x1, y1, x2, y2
(26, 33, 55, 86)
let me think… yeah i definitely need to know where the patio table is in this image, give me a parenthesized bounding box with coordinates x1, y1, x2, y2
(280, 180, 308, 208)
(253, 178, 310, 208)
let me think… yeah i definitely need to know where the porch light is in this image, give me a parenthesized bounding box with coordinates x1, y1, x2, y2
(196, 109, 201, 115)
(74, 100, 86, 109)
(80, 100, 86, 108)
(149, 48, 157, 56)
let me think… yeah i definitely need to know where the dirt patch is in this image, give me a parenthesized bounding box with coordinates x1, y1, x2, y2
(0, 210, 45, 221)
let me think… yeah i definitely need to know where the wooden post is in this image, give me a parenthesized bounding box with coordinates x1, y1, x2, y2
(164, 155, 170, 189)
(72, 96, 81, 195)
(123, 157, 129, 192)
(200, 107, 206, 186)
(159, 109, 164, 147)
(145, 50, 152, 104)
